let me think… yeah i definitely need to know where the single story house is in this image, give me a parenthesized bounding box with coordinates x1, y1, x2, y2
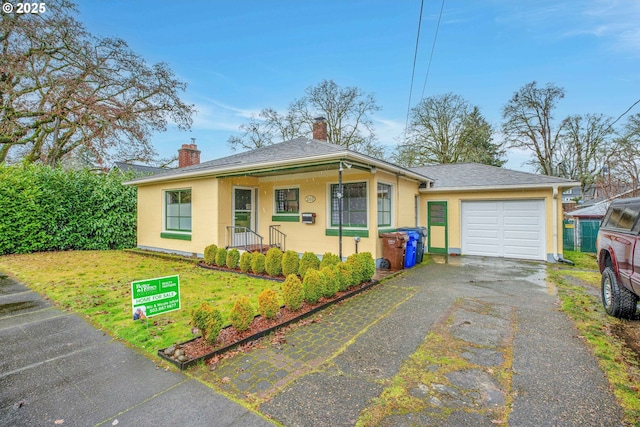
(124, 119, 578, 263)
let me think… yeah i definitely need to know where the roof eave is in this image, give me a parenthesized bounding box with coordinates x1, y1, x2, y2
(419, 181, 580, 193)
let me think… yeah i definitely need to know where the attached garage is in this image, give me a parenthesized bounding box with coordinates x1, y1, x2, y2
(461, 200, 546, 260)
(411, 163, 579, 262)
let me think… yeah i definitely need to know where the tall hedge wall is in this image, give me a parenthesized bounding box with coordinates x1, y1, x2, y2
(0, 164, 137, 254)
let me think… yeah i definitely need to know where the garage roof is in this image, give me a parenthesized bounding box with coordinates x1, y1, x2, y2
(411, 163, 578, 191)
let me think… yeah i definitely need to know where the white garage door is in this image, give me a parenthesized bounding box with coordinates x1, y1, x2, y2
(461, 200, 546, 260)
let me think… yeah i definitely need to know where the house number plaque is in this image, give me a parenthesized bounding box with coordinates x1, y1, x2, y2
(305, 195, 316, 203)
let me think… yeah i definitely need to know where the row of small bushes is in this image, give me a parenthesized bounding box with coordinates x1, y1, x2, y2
(191, 249, 376, 345)
(203, 244, 361, 279)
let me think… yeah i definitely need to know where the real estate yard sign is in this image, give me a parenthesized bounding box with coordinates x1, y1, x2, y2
(131, 275, 180, 319)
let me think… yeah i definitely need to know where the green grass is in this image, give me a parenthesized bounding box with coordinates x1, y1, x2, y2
(549, 252, 640, 426)
(0, 250, 281, 359)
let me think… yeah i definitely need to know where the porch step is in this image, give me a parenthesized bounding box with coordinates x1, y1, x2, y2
(244, 244, 271, 254)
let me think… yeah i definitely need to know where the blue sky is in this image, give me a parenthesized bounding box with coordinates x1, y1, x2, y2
(76, 0, 640, 171)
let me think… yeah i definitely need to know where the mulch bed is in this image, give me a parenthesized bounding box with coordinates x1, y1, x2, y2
(158, 277, 376, 370)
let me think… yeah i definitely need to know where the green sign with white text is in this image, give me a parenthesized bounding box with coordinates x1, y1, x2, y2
(131, 275, 180, 319)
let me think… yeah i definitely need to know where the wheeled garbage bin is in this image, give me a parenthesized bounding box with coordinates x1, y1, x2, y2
(380, 232, 407, 271)
(403, 230, 418, 268)
(398, 227, 427, 263)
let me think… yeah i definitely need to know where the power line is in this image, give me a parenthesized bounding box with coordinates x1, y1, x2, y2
(404, 0, 425, 140)
(420, 0, 445, 100)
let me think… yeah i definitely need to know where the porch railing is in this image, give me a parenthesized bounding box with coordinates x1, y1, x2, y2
(269, 225, 286, 251)
(226, 226, 264, 253)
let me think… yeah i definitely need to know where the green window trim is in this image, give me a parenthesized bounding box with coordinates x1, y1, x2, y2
(161, 232, 192, 241)
(272, 215, 300, 222)
(325, 229, 369, 238)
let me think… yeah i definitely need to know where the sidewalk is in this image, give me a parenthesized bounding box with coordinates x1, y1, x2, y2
(0, 274, 274, 427)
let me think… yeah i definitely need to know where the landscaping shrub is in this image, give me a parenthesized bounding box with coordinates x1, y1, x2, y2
(204, 244, 218, 265)
(239, 251, 252, 272)
(226, 248, 240, 269)
(302, 269, 323, 304)
(251, 252, 266, 275)
(347, 252, 376, 284)
(337, 262, 357, 290)
(190, 302, 224, 345)
(282, 274, 304, 311)
(282, 250, 300, 276)
(320, 266, 340, 298)
(0, 163, 137, 255)
(319, 252, 341, 269)
(258, 288, 280, 320)
(215, 247, 228, 267)
(265, 247, 283, 277)
(299, 252, 320, 279)
(229, 296, 254, 332)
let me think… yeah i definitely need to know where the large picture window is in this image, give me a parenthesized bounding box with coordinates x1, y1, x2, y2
(275, 188, 299, 214)
(165, 189, 192, 232)
(377, 183, 392, 227)
(331, 182, 367, 227)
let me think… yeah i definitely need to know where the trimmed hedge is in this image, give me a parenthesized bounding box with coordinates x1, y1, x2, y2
(282, 250, 300, 276)
(0, 164, 137, 254)
(204, 244, 218, 265)
(265, 247, 283, 277)
(215, 247, 228, 267)
(302, 269, 323, 304)
(239, 251, 252, 272)
(229, 296, 254, 332)
(226, 248, 240, 269)
(190, 302, 223, 345)
(282, 274, 304, 311)
(258, 288, 280, 320)
(299, 252, 320, 279)
(251, 252, 266, 275)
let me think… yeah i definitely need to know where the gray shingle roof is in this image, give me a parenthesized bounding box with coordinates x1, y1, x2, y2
(566, 202, 609, 218)
(125, 137, 430, 185)
(112, 162, 167, 175)
(410, 163, 577, 189)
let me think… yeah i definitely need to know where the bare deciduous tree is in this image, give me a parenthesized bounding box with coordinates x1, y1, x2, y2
(394, 93, 503, 167)
(0, 0, 194, 166)
(228, 79, 383, 156)
(501, 81, 565, 175)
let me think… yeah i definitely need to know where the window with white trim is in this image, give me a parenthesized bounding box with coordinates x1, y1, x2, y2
(377, 183, 392, 227)
(331, 182, 367, 227)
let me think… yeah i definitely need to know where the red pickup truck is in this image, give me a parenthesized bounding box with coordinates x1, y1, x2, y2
(597, 198, 640, 319)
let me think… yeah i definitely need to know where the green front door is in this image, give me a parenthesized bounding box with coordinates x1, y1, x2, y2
(427, 201, 448, 254)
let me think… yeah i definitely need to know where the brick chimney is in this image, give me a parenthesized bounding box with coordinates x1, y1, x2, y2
(178, 138, 201, 168)
(312, 116, 327, 141)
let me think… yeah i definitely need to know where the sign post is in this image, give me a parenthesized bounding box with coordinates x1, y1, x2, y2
(131, 275, 180, 320)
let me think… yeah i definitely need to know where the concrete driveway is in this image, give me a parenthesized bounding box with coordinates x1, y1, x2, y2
(1, 257, 626, 426)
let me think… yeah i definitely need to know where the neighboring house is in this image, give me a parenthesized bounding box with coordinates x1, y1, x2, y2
(124, 119, 578, 263)
(112, 162, 168, 176)
(565, 202, 608, 253)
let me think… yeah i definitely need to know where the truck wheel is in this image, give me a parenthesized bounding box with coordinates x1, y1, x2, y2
(601, 267, 639, 319)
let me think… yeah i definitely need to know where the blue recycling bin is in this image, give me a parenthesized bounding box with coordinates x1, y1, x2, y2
(398, 227, 427, 263)
(403, 230, 418, 268)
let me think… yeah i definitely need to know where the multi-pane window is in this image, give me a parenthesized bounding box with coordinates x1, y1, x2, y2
(275, 188, 299, 214)
(165, 189, 192, 232)
(377, 183, 392, 227)
(331, 182, 367, 227)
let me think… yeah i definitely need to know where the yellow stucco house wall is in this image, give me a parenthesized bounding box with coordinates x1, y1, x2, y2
(125, 138, 578, 264)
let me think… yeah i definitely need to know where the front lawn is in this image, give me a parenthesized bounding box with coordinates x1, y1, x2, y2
(0, 250, 280, 359)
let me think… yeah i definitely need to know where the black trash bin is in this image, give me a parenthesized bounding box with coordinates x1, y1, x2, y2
(398, 227, 427, 263)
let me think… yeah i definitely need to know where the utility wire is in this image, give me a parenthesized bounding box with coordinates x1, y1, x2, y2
(608, 97, 640, 130)
(420, 0, 446, 100)
(404, 0, 425, 141)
